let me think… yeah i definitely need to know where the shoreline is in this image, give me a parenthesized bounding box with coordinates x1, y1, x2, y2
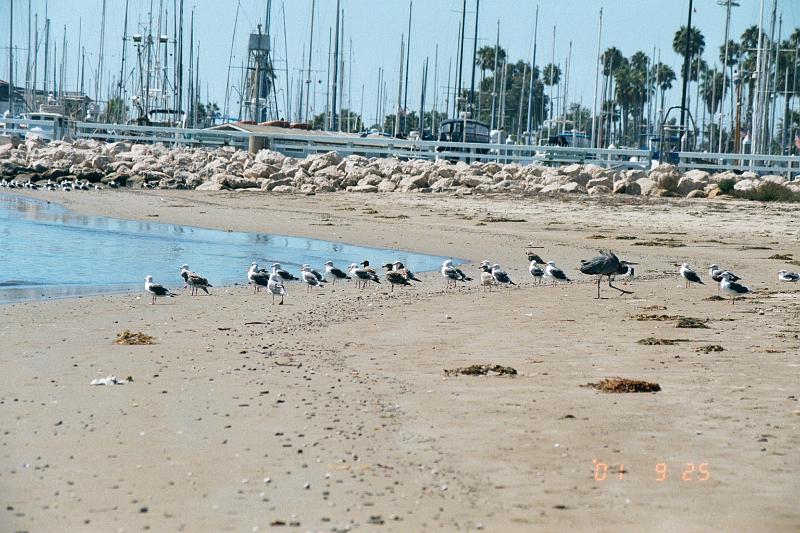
(2, 189, 799, 531)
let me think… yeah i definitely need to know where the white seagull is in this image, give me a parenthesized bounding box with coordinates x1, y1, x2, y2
(528, 259, 545, 284)
(349, 263, 381, 289)
(324, 261, 351, 284)
(778, 270, 799, 282)
(679, 263, 704, 288)
(441, 260, 472, 288)
(480, 266, 495, 291)
(267, 272, 287, 305)
(720, 272, 751, 304)
(300, 265, 324, 291)
(248, 262, 270, 293)
(144, 275, 177, 304)
(491, 264, 516, 287)
(709, 264, 741, 283)
(544, 261, 571, 286)
(271, 263, 300, 282)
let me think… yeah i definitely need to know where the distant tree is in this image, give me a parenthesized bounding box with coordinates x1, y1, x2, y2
(673, 26, 706, 60)
(475, 45, 506, 75)
(542, 63, 561, 86)
(105, 96, 127, 124)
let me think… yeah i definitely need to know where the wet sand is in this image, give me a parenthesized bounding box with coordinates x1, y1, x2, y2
(1, 189, 799, 532)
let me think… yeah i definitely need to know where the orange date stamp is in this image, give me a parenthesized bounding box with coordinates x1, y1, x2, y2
(593, 459, 710, 482)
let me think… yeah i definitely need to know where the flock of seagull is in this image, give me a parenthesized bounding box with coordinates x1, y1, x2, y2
(142, 248, 798, 305)
(0, 177, 117, 191)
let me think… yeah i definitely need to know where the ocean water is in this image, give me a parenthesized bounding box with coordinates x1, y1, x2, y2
(0, 193, 455, 303)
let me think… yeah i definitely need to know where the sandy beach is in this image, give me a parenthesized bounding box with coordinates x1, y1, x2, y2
(1, 189, 799, 532)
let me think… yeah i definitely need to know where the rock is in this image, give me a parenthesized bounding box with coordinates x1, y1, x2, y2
(706, 186, 723, 199)
(539, 182, 563, 194)
(761, 174, 787, 185)
(377, 180, 397, 192)
(733, 179, 757, 191)
(649, 164, 680, 191)
(346, 184, 378, 193)
(559, 182, 586, 194)
(307, 151, 343, 173)
(265, 177, 295, 191)
(588, 185, 612, 195)
(397, 173, 429, 192)
(686, 189, 707, 199)
(676, 176, 706, 195)
(196, 181, 226, 191)
(270, 185, 296, 193)
(612, 180, 629, 194)
(636, 177, 657, 196)
(586, 176, 612, 190)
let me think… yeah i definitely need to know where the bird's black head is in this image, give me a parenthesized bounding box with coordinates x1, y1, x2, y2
(361, 260, 370, 266)
(382, 263, 393, 270)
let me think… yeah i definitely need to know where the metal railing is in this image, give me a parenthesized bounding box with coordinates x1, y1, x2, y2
(9, 117, 795, 178)
(678, 151, 799, 180)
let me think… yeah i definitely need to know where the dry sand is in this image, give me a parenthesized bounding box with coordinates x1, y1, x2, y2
(1, 189, 799, 532)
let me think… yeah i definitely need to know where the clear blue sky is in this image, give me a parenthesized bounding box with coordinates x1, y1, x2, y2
(3, 0, 799, 125)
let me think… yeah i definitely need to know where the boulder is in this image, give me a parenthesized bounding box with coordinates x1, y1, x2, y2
(733, 179, 757, 191)
(706, 186, 723, 199)
(636, 177, 657, 196)
(686, 189, 707, 199)
(649, 163, 680, 191)
(196, 181, 225, 191)
(377, 180, 397, 193)
(761, 174, 787, 185)
(676, 176, 707, 195)
(559, 181, 587, 194)
(588, 185, 612, 195)
(397, 173, 429, 192)
(346, 184, 378, 193)
(586, 176, 612, 190)
(270, 185, 296, 193)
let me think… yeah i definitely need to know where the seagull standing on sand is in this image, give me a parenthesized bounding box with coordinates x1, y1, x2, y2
(544, 261, 571, 286)
(180, 264, 212, 295)
(393, 261, 422, 282)
(709, 264, 741, 283)
(324, 261, 351, 284)
(272, 263, 300, 282)
(778, 270, 799, 282)
(720, 272, 751, 304)
(248, 262, 270, 293)
(144, 275, 177, 304)
(349, 263, 381, 289)
(480, 266, 495, 291)
(441, 260, 472, 288)
(300, 265, 325, 291)
(491, 264, 516, 287)
(679, 263, 704, 288)
(301, 264, 327, 284)
(268, 272, 287, 304)
(528, 255, 545, 284)
(382, 264, 412, 291)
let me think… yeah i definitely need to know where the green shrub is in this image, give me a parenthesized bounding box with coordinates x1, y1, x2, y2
(718, 178, 736, 194)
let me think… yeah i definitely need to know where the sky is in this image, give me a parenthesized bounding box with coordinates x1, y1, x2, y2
(2, 0, 799, 126)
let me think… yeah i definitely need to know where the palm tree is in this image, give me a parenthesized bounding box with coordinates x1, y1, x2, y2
(673, 26, 705, 59)
(475, 45, 506, 76)
(542, 63, 561, 86)
(600, 48, 627, 145)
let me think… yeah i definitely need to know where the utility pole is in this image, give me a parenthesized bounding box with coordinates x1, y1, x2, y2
(591, 8, 603, 149)
(525, 6, 539, 145)
(679, 0, 694, 142)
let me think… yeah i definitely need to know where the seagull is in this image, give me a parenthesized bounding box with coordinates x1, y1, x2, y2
(579, 250, 634, 298)
(544, 261, 571, 286)
(441, 260, 472, 288)
(382, 264, 412, 291)
(180, 264, 212, 295)
(778, 270, 799, 282)
(324, 261, 351, 284)
(268, 272, 287, 304)
(491, 264, 516, 287)
(300, 265, 325, 291)
(720, 272, 751, 304)
(272, 263, 299, 282)
(526, 252, 546, 266)
(360, 260, 377, 275)
(679, 263, 704, 288)
(393, 261, 422, 282)
(301, 264, 327, 284)
(709, 264, 741, 283)
(248, 262, 270, 293)
(528, 259, 545, 284)
(144, 275, 177, 304)
(480, 266, 495, 291)
(617, 264, 635, 284)
(349, 263, 380, 289)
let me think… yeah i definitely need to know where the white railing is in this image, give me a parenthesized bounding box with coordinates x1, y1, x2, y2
(678, 151, 799, 180)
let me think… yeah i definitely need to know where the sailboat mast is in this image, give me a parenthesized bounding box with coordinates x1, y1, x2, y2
(394, 34, 405, 136)
(526, 6, 539, 144)
(118, 0, 129, 106)
(402, 1, 412, 132)
(591, 8, 602, 149)
(455, 0, 466, 116)
(304, 0, 315, 124)
(490, 20, 499, 130)
(8, 0, 13, 115)
(96, 0, 106, 105)
(469, 0, 479, 111)
(330, 0, 341, 130)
